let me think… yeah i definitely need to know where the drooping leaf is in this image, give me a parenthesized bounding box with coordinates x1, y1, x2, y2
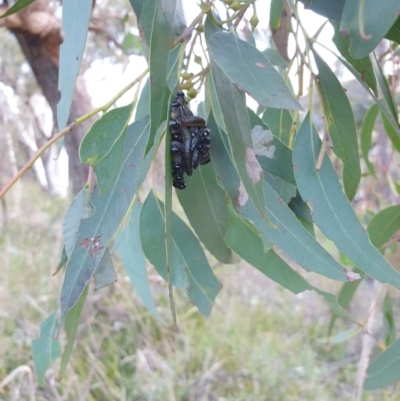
(360, 103, 379, 176)
(240, 181, 350, 282)
(321, 326, 361, 344)
(57, 117, 156, 331)
(364, 337, 400, 389)
(93, 249, 116, 290)
(140, 191, 222, 316)
(225, 211, 354, 321)
(57, 0, 92, 130)
(312, 49, 361, 200)
(382, 292, 396, 347)
(331, 20, 377, 95)
(144, 0, 178, 154)
(270, 0, 290, 61)
(0, 0, 36, 18)
(208, 31, 302, 110)
(340, 0, 400, 59)
(293, 114, 400, 286)
(32, 313, 61, 386)
(60, 286, 88, 376)
(288, 190, 314, 236)
(263, 171, 296, 204)
(370, 53, 400, 130)
(117, 201, 161, 321)
(177, 163, 234, 264)
(262, 108, 294, 146)
(269, 0, 284, 30)
(367, 205, 400, 250)
(79, 105, 133, 195)
(54, 245, 68, 276)
(381, 112, 400, 153)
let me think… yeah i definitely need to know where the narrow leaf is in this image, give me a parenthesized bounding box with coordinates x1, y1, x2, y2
(57, 0, 92, 130)
(32, 313, 61, 386)
(57, 117, 156, 330)
(364, 337, 400, 389)
(262, 107, 294, 146)
(293, 114, 400, 286)
(60, 286, 88, 376)
(79, 105, 133, 195)
(208, 32, 302, 110)
(93, 249, 116, 290)
(360, 104, 379, 176)
(177, 163, 234, 264)
(54, 245, 68, 276)
(381, 112, 400, 153)
(0, 0, 36, 18)
(340, 0, 400, 59)
(145, 0, 178, 153)
(367, 205, 400, 250)
(240, 181, 349, 281)
(383, 292, 396, 347)
(140, 192, 222, 316)
(313, 49, 361, 200)
(331, 20, 377, 95)
(117, 201, 161, 321)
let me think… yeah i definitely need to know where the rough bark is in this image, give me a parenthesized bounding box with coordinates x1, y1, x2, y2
(0, 0, 97, 195)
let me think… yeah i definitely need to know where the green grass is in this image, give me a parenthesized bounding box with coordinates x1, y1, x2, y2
(1, 182, 400, 401)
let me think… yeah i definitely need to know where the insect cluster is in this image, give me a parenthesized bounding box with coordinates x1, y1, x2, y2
(169, 92, 211, 190)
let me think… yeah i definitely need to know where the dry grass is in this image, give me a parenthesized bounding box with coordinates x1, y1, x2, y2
(1, 182, 399, 401)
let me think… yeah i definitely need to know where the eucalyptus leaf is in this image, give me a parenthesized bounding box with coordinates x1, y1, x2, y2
(57, 0, 92, 130)
(313, 49, 360, 200)
(360, 104, 379, 176)
(293, 114, 400, 286)
(79, 104, 133, 195)
(208, 32, 302, 110)
(140, 191, 222, 316)
(0, 0, 36, 18)
(117, 201, 161, 321)
(57, 117, 156, 331)
(177, 163, 234, 264)
(32, 313, 61, 386)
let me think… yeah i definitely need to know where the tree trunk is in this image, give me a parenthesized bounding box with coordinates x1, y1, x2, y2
(0, 0, 97, 195)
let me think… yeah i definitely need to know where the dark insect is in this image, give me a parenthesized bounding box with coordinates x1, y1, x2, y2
(169, 91, 211, 190)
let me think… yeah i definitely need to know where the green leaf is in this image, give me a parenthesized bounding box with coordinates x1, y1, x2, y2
(0, 0, 36, 18)
(331, 20, 377, 95)
(364, 337, 400, 389)
(386, 17, 400, 45)
(79, 105, 133, 195)
(225, 214, 353, 320)
(208, 32, 302, 110)
(270, 0, 284, 30)
(177, 163, 234, 264)
(262, 108, 294, 146)
(54, 245, 68, 276)
(381, 112, 400, 153)
(360, 104, 379, 176)
(322, 326, 360, 344)
(140, 192, 222, 316)
(145, 0, 178, 153)
(117, 201, 161, 321)
(327, 267, 363, 336)
(383, 292, 396, 347)
(208, 57, 267, 220)
(370, 53, 400, 130)
(57, 0, 92, 130)
(263, 171, 296, 204)
(93, 249, 116, 290)
(32, 313, 61, 386)
(293, 114, 400, 286)
(312, 49, 361, 200)
(288, 190, 314, 236)
(60, 286, 88, 376)
(367, 205, 400, 250)
(298, 0, 345, 21)
(57, 117, 155, 331)
(340, 0, 400, 59)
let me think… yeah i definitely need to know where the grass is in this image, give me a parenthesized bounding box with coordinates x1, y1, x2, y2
(1, 182, 400, 401)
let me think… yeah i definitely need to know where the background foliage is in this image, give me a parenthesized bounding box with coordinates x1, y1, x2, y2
(1, 0, 400, 399)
